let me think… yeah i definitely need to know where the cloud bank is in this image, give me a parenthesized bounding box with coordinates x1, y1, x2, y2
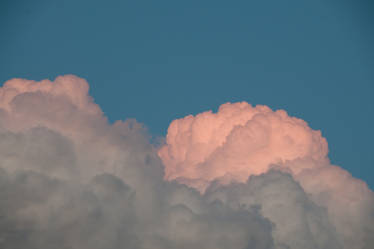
(0, 75, 373, 249)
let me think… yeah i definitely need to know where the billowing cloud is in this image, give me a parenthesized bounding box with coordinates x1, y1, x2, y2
(158, 102, 329, 189)
(0, 75, 373, 249)
(159, 101, 374, 249)
(0, 76, 274, 249)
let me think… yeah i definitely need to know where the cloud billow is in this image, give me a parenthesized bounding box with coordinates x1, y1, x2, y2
(0, 75, 373, 249)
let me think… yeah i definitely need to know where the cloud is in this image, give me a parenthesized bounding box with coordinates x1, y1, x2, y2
(158, 102, 329, 190)
(0, 75, 274, 249)
(205, 170, 342, 249)
(159, 101, 374, 249)
(0, 75, 372, 249)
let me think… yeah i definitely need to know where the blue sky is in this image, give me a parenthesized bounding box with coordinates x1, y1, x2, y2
(1, 0, 373, 188)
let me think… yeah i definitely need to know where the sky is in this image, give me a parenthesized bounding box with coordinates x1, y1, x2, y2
(0, 1, 374, 248)
(1, 1, 373, 186)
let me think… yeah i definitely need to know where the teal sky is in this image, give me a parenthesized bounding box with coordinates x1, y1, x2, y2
(1, 0, 373, 188)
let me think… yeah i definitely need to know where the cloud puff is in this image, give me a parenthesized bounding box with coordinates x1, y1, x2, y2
(0, 75, 373, 249)
(158, 102, 329, 190)
(205, 170, 342, 249)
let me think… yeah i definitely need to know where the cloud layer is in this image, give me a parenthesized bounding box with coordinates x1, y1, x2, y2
(0, 75, 373, 249)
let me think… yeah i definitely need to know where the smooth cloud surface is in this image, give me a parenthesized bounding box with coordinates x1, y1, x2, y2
(0, 75, 373, 249)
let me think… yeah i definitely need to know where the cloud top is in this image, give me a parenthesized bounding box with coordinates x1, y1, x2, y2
(0, 75, 99, 114)
(159, 102, 329, 190)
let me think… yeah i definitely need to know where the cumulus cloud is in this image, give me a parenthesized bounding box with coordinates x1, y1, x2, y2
(0, 75, 274, 249)
(159, 101, 374, 249)
(158, 102, 329, 189)
(0, 75, 373, 249)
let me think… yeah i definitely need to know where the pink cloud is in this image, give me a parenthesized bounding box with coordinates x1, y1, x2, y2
(0, 75, 100, 115)
(159, 102, 329, 191)
(159, 102, 374, 249)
